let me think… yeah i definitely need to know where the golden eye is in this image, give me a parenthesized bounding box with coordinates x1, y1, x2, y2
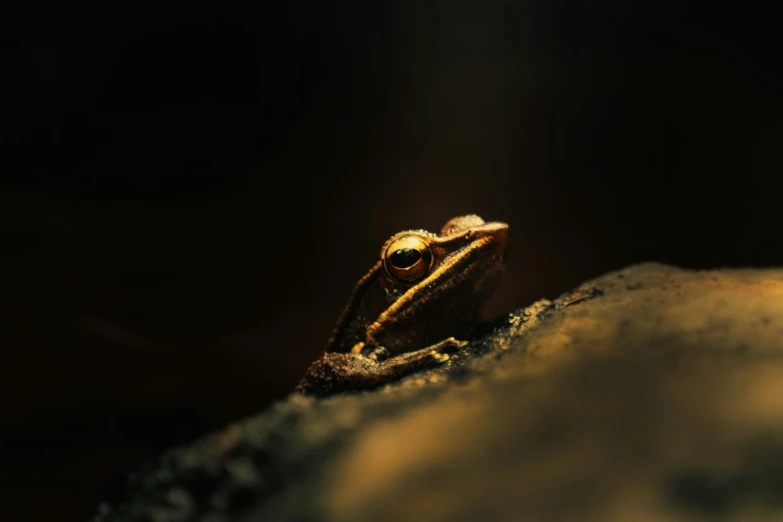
(383, 236, 433, 283)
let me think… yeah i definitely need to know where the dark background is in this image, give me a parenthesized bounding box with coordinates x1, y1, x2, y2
(1, 2, 780, 521)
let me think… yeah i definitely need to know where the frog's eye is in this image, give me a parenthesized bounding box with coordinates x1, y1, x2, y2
(383, 236, 433, 283)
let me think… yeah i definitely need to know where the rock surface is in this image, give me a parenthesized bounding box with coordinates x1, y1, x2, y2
(93, 263, 783, 522)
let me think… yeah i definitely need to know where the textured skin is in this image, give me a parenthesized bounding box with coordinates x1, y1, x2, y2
(295, 341, 459, 397)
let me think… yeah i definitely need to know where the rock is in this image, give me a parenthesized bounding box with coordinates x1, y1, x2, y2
(92, 263, 783, 521)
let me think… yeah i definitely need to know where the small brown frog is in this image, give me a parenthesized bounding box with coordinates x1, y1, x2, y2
(296, 214, 508, 397)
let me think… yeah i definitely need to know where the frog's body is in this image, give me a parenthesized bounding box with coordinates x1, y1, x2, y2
(296, 215, 508, 397)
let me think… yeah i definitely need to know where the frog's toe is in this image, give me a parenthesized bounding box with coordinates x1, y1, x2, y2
(438, 337, 468, 352)
(431, 351, 450, 363)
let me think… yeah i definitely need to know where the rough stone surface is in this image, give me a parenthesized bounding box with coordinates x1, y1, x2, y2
(93, 263, 783, 522)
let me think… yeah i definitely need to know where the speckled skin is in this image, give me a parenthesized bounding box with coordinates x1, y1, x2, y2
(295, 215, 508, 397)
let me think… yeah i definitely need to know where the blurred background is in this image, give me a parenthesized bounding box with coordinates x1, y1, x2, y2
(1, 2, 780, 521)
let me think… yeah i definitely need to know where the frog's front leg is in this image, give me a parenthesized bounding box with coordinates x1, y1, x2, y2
(295, 338, 467, 397)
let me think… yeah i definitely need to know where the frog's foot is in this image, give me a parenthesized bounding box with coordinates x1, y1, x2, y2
(427, 338, 469, 363)
(296, 340, 467, 397)
(431, 337, 468, 354)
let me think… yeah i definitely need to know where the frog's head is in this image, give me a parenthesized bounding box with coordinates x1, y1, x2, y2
(371, 215, 509, 348)
(380, 214, 508, 288)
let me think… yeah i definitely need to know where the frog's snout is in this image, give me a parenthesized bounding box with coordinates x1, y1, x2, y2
(478, 221, 509, 253)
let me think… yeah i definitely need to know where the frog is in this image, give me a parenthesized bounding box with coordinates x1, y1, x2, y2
(295, 214, 509, 397)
